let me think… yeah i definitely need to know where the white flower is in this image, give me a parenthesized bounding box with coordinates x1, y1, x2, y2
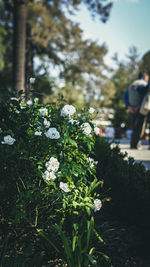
(93, 199, 102, 212)
(39, 108, 48, 116)
(42, 170, 56, 181)
(87, 157, 95, 168)
(81, 122, 92, 135)
(59, 182, 69, 192)
(61, 105, 76, 117)
(30, 77, 35, 84)
(15, 109, 20, 114)
(2, 135, 16, 145)
(44, 118, 51, 128)
(0, 128, 3, 133)
(26, 100, 32, 106)
(89, 107, 95, 114)
(45, 128, 60, 139)
(35, 131, 42, 136)
(45, 157, 60, 172)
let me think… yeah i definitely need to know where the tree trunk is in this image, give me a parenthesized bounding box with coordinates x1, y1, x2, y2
(13, 0, 27, 95)
(25, 23, 34, 98)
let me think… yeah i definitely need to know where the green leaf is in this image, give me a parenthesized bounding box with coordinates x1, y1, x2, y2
(68, 138, 78, 147)
(72, 235, 77, 252)
(86, 253, 95, 263)
(38, 229, 61, 253)
(93, 229, 105, 244)
(86, 217, 94, 251)
(87, 179, 100, 195)
(55, 224, 73, 267)
(86, 207, 91, 216)
(72, 201, 79, 208)
(96, 251, 110, 262)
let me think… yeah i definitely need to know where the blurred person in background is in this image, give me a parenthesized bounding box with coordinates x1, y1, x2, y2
(105, 126, 115, 139)
(123, 72, 150, 149)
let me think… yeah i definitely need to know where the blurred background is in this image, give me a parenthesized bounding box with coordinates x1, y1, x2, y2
(0, 0, 150, 138)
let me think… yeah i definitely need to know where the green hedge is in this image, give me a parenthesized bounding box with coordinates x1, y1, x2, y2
(95, 137, 150, 241)
(0, 96, 107, 266)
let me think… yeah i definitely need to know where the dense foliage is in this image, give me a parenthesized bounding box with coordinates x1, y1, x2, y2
(95, 137, 150, 243)
(0, 95, 106, 266)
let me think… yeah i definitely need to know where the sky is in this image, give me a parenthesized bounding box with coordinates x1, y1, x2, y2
(74, 0, 150, 67)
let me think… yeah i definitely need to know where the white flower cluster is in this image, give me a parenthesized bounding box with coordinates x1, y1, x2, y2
(45, 128, 60, 139)
(39, 108, 48, 116)
(43, 157, 59, 181)
(42, 170, 56, 181)
(81, 122, 92, 135)
(45, 157, 60, 172)
(93, 199, 102, 212)
(1, 135, 16, 145)
(61, 105, 76, 117)
(42, 158, 69, 192)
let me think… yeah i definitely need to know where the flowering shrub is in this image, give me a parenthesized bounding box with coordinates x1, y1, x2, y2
(0, 96, 105, 265)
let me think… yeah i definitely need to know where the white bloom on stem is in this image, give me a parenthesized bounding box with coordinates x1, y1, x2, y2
(89, 107, 95, 114)
(59, 182, 69, 192)
(61, 105, 76, 117)
(35, 131, 42, 136)
(2, 135, 16, 145)
(42, 170, 56, 181)
(44, 118, 51, 128)
(45, 157, 60, 172)
(26, 100, 33, 106)
(0, 128, 3, 133)
(81, 122, 92, 135)
(93, 199, 102, 212)
(87, 157, 95, 168)
(45, 128, 60, 139)
(39, 108, 48, 116)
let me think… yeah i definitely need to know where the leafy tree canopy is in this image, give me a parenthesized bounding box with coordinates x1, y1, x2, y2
(101, 46, 141, 128)
(0, 0, 113, 101)
(141, 50, 150, 74)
